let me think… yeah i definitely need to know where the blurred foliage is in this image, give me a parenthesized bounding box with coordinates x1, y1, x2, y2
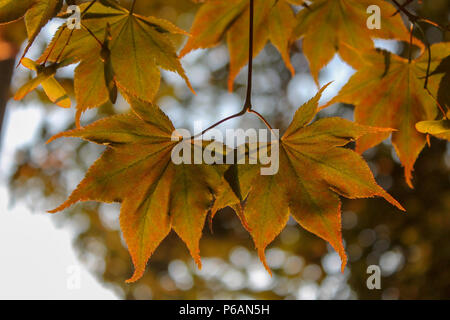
(2, 0, 450, 299)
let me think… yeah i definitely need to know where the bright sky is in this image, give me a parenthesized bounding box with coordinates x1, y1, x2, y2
(0, 103, 117, 300)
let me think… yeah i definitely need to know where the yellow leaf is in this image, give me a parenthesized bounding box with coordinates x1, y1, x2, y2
(14, 58, 71, 108)
(41, 77, 70, 108)
(416, 119, 450, 141)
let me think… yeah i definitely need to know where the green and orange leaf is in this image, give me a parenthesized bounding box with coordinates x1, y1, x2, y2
(0, 0, 36, 24)
(37, 1, 192, 119)
(0, 0, 63, 61)
(47, 98, 235, 283)
(22, 0, 63, 60)
(292, 0, 421, 82)
(324, 43, 450, 187)
(181, 0, 297, 91)
(224, 85, 404, 273)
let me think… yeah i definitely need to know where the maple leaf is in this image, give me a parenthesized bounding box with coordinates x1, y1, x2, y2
(181, 0, 297, 91)
(0, 0, 36, 24)
(47, 97, 235, 282)
(14, 57, 71, 108)
(22, 0, 63, 60)
(428, 54, 450, 109)
(0, 0, 63, 61)
(223, 85, 404, 273)
(325, 43, 450, 187)
(37, 1, 193, 119)
(292, 0, 419, 82)
(74, 23, 117, 126)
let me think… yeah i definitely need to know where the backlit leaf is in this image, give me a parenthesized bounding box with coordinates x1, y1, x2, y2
(416, 119, 450, 141)
(14, 58, 71, 108)
(325, 43, 450, 187)
(47, 98, 234, 282)
(22, 0, 63, 60)
(181, 0, 297, 91)
(225, 85, 404, 272)
(0, 0, 35, 24)
(292, 0, 419, 82)
(37, 1, 192, 113)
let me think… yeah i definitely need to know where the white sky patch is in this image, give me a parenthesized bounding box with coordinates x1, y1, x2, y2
(0, 102, 117, 299)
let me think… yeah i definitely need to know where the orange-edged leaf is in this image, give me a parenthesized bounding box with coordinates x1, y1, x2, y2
(74, 55, 109, 125)
(325, 43, 450, 187)
(21, 0, 63, 61)
(74, 25, 116, 126)
(226, 0, 275, 92)
(268, 0, 296, 75)
(231, 86, 404, 273)
(47, 98, 235, 282)
(292, 0, 421, 83)
(38, 1, 192, 108)
(181, 0, 297, 91)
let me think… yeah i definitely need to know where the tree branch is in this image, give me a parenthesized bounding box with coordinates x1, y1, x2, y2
(243, 0, 254, 112)
(0, 58, 15, 150)
(189, 0, 275, 140)
(391, 0, 450, 31)
(130, 0, 137, 13)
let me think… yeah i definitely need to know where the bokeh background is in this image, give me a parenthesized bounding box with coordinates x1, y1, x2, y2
(0, 0, 449, 299)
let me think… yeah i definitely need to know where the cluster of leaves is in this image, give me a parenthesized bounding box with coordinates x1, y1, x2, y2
(2, 0, 449, 282)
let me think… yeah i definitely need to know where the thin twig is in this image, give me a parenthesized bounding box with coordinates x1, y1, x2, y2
(414, 22, 431, 89)
(391, 0, 450, 31)
(248, 109, 276, 134)
(189, 0, 275, 140)
(55, 28, 75, 63)
(190, 0, 255, 140)
(130, 0, 137, 13)
(43, 27, 64, 64)
(189, 110, 247, 140)
(82, 22, 103, 46)
(425, 87, 448, 119)
(48, 0, 99, 64)
(408, 22, 414, 63)
(392, 0, 414, 17)
(82, 0, 98, 15)
(391, 1, 435, 88)
(243, 0, 254, 111)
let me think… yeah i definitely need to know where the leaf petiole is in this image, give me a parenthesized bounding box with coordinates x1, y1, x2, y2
(190, 0, 275, 140)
